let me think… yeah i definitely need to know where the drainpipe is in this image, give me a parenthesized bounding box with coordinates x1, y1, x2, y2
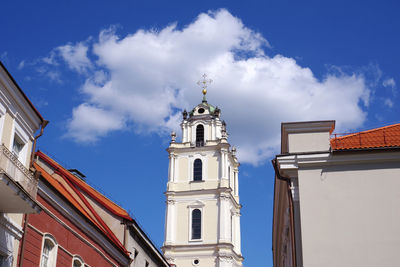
(18, 214, 29, 267)
(272, 158, 297, 267)
(20, 121, 48, 266)
(30, 120, 49, 169)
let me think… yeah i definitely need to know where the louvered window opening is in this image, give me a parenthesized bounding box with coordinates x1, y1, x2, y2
(196, 125, 204, 147)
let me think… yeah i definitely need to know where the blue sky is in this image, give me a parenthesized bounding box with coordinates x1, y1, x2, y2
(1, 1, 399, 266)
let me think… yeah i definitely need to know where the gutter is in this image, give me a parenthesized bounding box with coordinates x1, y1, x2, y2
(272, 158, 297, 267)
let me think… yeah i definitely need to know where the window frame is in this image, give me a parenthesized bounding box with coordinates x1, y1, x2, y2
(191, 209, 202, 240)
(188, 201, 205, 242)
(72, 255, 84, 267)
(0, 102, 6, 146)
(195, 124, 205, 147)
(191, 122, 208, 146)
(189, 155, 207, 182)
(39, 234, 58, 267)
(10, 123, 29, 165)
(193, 159, 203, 182)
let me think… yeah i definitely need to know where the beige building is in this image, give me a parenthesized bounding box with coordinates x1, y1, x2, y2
(162, 90, 243, 267)
(0, 61, 47, 266)
(272, 120, 400, 267)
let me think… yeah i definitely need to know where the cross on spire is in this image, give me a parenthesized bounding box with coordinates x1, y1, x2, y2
(197, 74, 213, 102)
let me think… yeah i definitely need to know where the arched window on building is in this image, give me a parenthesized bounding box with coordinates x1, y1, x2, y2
(40, 234, 57, 267)
(193, 159, 202, 181)
(191, 209, 202, 240)
(72, 256, 84, 267)
(196, 125, 204, 147)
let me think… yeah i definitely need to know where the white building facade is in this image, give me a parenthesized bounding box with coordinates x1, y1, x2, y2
(273, 120, 400, 267)
(162, 96, 243, 267)
(0, 62, 46, 266)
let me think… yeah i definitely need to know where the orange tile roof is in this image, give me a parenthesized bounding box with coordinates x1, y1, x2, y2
(35, 151, 132, 256)
(330, 123, 400, 150)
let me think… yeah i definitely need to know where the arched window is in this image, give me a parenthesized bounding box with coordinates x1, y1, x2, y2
(196, 125, 204, 147)
(72, 257, 83, 267)
(193, 159, 202, 181)
(191, 209, 201, 240)
(40, 234, 57, 267)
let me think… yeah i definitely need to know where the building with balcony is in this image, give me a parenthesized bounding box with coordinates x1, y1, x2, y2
(0, 62, 47, 266)
(272, 121, 400, 267)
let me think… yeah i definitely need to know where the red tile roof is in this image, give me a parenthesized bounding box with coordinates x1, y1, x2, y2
(330, 123, 400, 150)
(35, 151, 132, 256)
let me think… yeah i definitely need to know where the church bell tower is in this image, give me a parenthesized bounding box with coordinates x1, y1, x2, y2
(162, 75, 243, 267)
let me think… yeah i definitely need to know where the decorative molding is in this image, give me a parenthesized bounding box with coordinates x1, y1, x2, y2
(232, 211, 241, 217)
(166, 199, 176, 205)
(277, 151, 400, 177)
(1, 144, 34, 180)
(0, 213, 23, 240)
(219, 194, 230, 201)
(187, 200, 205, 208)
(165, 257, 176, 264)
(218, 255, 234, 263)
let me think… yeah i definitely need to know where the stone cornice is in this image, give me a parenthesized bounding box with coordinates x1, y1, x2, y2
(0, 214, 23, 240)
(165, 188, 241, 209)
(277, 151, 400, 177)
(162, 242, 243, 260)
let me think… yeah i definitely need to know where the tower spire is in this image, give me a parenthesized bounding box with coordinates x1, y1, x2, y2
(197, 74, 213, 103)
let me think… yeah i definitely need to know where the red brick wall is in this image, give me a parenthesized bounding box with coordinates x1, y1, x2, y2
(20, 225, 42, 266)
(18, 194, 128, 267)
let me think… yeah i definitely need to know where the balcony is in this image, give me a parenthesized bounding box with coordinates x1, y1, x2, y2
(0, 144, 41, 213)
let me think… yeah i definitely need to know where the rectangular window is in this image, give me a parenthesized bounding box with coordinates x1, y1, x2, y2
(12, 134, 24, 157)
(191, 209, 202, 239)
(145, 261, 149, 267)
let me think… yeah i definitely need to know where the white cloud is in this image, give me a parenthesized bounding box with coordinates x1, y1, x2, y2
(66, 104, 125, 142)
(383, 78, 396, 88)
(57, 42, 92, 73)
(18, 60, 25, 70)
(60, 9, 370, 165)
(384, 98, 394, 108)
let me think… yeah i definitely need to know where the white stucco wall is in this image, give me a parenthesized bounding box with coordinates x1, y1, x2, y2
(298, 161, 400, 267)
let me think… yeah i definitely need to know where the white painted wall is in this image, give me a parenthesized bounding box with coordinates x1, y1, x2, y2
(298, 161, 400, 267)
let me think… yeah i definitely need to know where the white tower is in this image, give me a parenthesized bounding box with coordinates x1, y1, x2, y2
(162, 76, 243, 267)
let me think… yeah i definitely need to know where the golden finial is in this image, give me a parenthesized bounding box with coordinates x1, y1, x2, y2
(197, 74, 213, 101)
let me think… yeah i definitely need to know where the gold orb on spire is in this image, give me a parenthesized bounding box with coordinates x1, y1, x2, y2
(197, 74, 212, 100)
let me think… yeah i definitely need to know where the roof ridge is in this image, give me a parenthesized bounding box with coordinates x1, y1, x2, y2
(36, 151, 132, 220)
(332, 122, 400, 140)
(35, 151, 132, 256)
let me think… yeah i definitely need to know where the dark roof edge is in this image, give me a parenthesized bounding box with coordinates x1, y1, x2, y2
(128, 218, 170, 266)
(0, 61, 44, 122)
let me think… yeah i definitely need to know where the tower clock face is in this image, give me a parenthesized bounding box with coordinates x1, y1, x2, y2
(198, 108, 205, 114)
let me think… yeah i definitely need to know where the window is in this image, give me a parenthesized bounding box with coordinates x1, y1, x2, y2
(40, 235, 57, 267)
(73, 259, 83, 267)
(196, 125, 204, 147)
(191, 209, 201, 240)
(72, 256, 84, 267)
(145, 260, 149, 267)
(193, 159, 202, 181)
(12, 134, 24, 157)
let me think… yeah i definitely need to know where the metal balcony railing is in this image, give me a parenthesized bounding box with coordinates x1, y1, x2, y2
(0, 144, 37, 197)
